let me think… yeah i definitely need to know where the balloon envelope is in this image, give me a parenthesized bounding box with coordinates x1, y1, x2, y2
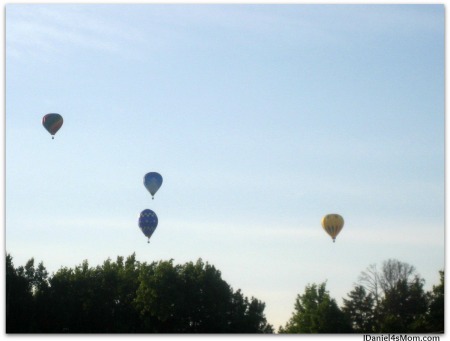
(139, 209, 158, 242)
(42, 113, 63, 138)
(143, 172, 163, 199)
(321, 214, 344, 242)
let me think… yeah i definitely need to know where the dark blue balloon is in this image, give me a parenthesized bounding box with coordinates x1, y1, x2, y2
(143, 172, 163, 199)
(139, 209, 158, 242)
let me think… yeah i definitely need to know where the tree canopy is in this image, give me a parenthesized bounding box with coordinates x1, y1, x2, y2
(6, 254, 443, 334)
(279, 282, 352, 333)
(280, 259, 444, 334)
(6, 254, 273, 333)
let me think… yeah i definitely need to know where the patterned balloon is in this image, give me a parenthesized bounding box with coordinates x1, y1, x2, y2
(143, 172, 163, 199)
(42, 113, 63, 139)
(139, 209, 158, 243)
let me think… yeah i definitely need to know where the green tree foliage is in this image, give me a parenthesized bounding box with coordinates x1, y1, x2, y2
(7, 253, 444, 334)
(134, 258, 273, 333)
(342, 285, 376, 333)
(345, 259, 443, 334)
(6, 253, 273, 333)
(279, 282, 352, 333)
(378, 277, 429, 333)
(280, 260, 444, 334)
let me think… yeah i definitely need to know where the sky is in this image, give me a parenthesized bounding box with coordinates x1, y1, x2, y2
(4, 3, 445, 332)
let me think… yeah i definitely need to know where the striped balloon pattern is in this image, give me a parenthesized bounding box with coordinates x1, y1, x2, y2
(321, 214, 344, 242)
(42, 113, 63, 139)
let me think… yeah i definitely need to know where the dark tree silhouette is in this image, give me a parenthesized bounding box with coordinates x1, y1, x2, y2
(6, 253, 273, 333)
(426, 270, 444, 333)
(280, 260, 444, 334)
(342, 285, 376, 333)
(378, 277, 429, 333)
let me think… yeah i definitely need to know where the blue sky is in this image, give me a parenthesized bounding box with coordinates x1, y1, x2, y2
(5, 4, 444, 330)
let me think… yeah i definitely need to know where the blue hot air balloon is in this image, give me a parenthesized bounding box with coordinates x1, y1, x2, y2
(139, 209, 158, 243)
(144, 172, 163, 199)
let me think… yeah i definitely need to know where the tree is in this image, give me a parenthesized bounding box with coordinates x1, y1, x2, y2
(134, 258, 273, 333)
(7, 253, 273, 333)
(40, 255, 144, 333)
(358, 259, 418, 301)
(134, 259, 185, 332)
(426, 270, 444, 333)
(279, 282, 352, 333)
(356, 259, 432, 334)
(6, 254, 34, 333)
(378, 277, 429, 333)
(342, 285, 376, 333)
(111, 254, 143, 332)
(358, 263, 382, 305)
(379, 259, 417, 293)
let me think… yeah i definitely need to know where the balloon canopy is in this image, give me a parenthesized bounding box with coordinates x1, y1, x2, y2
(139, 209, 158, 243)
(321, 214, 344, 242)
(143, 172, 163, 199)
(42, 113, 63, 139)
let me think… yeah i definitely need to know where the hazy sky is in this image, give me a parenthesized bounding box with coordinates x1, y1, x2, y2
(5, 4, 444, 330)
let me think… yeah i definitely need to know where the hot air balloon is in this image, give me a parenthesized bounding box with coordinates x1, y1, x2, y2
(144, 172, 163, 199)
(321, 214, 344, 242)
(42, 113, 63, 139)
(139, 209, 158, 243)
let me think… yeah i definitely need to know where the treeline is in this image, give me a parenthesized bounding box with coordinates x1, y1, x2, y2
(279, 259, 444, 334)
(6, 254, 444, 334)
(6, 254, 274, 333)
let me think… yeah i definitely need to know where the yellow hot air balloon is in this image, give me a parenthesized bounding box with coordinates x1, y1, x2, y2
(321, 214, 344, 242)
